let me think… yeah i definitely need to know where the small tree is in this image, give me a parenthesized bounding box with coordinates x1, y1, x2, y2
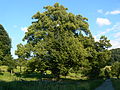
(85, 36, 112, 78)
(15, 43, 32, 73)
(4, 55, 16, 74)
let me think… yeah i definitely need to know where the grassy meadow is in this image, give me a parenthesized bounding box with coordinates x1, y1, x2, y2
(0, 79, 104, 90)
(0, 66, 104, 90)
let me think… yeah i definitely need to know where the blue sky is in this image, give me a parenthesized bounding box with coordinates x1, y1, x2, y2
(0, 0, 120, 58)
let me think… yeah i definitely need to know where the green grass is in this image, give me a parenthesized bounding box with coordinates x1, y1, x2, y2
(0, 79, 104, 90)
(111, 79, 120, 90)
(0, 72, 104, 90)
(0, 72, 38, 81)
(0, 72, 17, 81)
(0, 66, 104, 90)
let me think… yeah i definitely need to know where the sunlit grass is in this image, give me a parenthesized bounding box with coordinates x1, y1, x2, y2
(0, 72, 104, 90)
(0, 72, 16, 81)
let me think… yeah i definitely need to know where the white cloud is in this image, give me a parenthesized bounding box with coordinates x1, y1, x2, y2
(96, 23, 120, 37)
(107, 23, 120, 32)
(93, 36, 99, 41)
(96, 18, 111, 26)
(114, 32, 120, 38)
(105, 10, 120, 15)
(110, 40, 120, 49)
(21, 27, 28, 32)
(97, 9, 120, 15)
(97, 9, 103, 14)
(94, 23, 120, 49)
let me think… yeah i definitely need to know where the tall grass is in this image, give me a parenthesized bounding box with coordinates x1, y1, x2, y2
(0, 79, 104, 90)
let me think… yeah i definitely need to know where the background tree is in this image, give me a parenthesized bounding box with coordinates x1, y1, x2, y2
(110, 48, 120, 64)
(4, 55, 16, 74)
(88, 36, 112, 78)
(0, 24, 11, 65)
(15, 43, 32, 73)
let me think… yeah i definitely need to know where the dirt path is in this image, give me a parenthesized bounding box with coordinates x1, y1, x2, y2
(95, 79, 114, 90)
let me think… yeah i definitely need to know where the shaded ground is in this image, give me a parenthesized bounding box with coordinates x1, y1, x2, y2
(95, 79, 114, 90)
(0, 71, 104, 90)
(111, 79, 120, 90)
(0, 79, 103, 90)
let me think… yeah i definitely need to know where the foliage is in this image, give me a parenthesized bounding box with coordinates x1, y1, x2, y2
(0, 24, 11, 65)
(111, 61, 120, 79)
(84, 36, 112, 78)
(16, 3, 92, 77)
(15, 43, 32, 73)
(99, 66, 111, 79)
(15, 3, 112, 79)
(110, 48, 120, 64)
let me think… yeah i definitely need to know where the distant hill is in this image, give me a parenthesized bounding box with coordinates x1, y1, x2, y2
(110, 48, 120, 64)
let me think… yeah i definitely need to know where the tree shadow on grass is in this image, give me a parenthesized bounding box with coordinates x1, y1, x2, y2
(14, 72, 88, 83)
(0, 79, 88, 90)
(12, 72, 105, 90)
(0, 78, 104, 90)
(14, 72, 55, 80)
(14, 72, 103, 82)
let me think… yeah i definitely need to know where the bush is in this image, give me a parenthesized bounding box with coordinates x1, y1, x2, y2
(111, 62, 120, 79)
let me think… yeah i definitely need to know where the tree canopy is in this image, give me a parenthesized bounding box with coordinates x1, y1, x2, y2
(15, 3, 112, 78)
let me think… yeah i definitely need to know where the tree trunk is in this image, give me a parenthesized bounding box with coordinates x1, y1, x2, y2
(117, 75, 119, 79)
